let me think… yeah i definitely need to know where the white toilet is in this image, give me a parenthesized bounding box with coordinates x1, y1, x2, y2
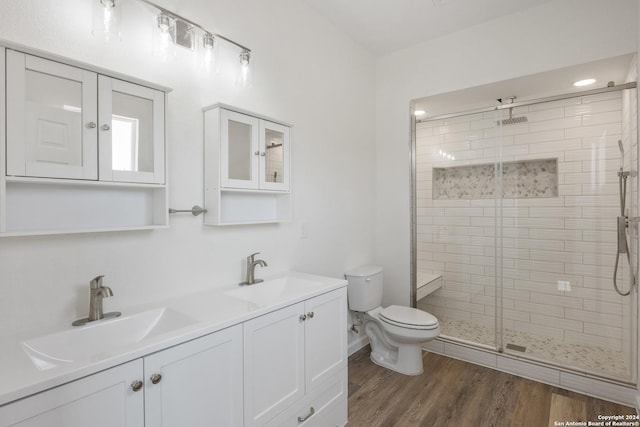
(345, 265, 440, 375)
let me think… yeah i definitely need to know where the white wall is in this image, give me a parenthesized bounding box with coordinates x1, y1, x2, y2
(0, 0, 376, 337)
(375, 0, 639, 307)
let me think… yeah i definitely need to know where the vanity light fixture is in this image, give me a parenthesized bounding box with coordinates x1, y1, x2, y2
(574, 78, 596, 87)
(92, 0, 121, 41)
(414, 110, 426, 116)
(237, 50, 252, 88)
(95, 0, 252, 84)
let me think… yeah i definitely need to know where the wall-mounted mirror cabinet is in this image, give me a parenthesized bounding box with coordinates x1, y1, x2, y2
(0, 45, 170, 236)
(204, 104, 292, 225)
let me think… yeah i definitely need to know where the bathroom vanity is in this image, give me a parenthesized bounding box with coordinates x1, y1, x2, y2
(0, 273, 348, 427)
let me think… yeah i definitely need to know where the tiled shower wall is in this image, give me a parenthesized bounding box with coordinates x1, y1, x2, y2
(416, 89, 635, 355)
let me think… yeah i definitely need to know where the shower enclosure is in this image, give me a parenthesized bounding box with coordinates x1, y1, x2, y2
(412, 54, 639, 384)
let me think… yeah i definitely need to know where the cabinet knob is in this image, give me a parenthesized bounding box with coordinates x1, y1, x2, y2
(254, 151, 260, 156)
(150, 373, 162, 384)
(131, 380, 143, 392)
(307, 311, 314, 319)
(88, 122, 97, 129)
(261, 152, 266, 156)
(299, 314, 307, 322)
(297, 406, 315, 423)
(101, 124, 111, 131)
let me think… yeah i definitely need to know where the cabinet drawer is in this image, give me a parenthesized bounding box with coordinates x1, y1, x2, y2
(264, 367, 347, 427)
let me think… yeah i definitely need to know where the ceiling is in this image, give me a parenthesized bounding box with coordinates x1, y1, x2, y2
(302, 0, 554, 56)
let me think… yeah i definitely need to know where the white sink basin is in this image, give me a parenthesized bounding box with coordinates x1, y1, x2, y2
(224, 276, 321, 306)
(22, 308, 195, 370)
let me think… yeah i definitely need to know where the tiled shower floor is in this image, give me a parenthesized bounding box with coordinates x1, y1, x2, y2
(438, 318, 630, 380)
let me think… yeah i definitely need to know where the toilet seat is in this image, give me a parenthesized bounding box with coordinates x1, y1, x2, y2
(379, 305, 439, 330)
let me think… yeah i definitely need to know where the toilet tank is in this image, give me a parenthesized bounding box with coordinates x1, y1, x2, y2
(344, 265, 384, 312)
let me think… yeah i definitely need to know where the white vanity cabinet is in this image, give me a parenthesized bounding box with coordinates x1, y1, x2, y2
(243, 288, 348, 427)
(144, 324, 243, 427)
(0, 360, 144, 427)
(0, 325, 243, 427)
(0, 46, 169, 235)
(203, 104, 292, 225)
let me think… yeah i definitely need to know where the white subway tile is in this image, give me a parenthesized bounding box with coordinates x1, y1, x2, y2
(582, 111, 623, 127)
(566, 122, 622, 139)
(529, 249, 582, 264)
(530, 313, 583, 332)
(565, 308, 621, 325)
(512, 320, 564, 340)
(528, 116, 582, 133)
(514, 129, 564, 145)
(433, 216, 471, 226)
(529, 292, 582, 309)
(514, 238, 564, 251)
(565, 98, 621, 117)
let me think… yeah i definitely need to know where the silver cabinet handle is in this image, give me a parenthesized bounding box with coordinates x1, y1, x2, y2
(299, 314, 307, 322)
(254, 151, 260, 156)
(297, 407, 315, 423)
(261, 152, 266, 156)
(307, 312, 314, 319)
(150, 373, 162, 384)
(131, 380, 143, 392)
(101, 124, 111, 131)
(88, 122, 97, 129)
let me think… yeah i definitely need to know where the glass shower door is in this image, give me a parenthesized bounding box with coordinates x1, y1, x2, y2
(500, 90, 637, 382)
(415, 110, 503, 351)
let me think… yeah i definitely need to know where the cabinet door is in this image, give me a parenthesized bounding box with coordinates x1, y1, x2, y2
(98, 76, 165, 184)
(220, 109, 260, 189)
(243, 302, 305, 426)
(144, 325, 243, 427)
(6, 50, 98, 180)
(259, 120, 290, 191)
(0, 360, 143, 427)
(304, 289, 348, 392)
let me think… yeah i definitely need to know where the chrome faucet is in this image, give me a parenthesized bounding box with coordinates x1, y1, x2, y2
(72, 275, 121, 326)
(239, 252, 268, 286)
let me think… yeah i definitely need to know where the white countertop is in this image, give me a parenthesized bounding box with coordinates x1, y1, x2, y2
(0, 271, 347, 406)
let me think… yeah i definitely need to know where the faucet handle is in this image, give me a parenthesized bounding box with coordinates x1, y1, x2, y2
(247, 252, 260, 262)
(90, 275, 105, 289)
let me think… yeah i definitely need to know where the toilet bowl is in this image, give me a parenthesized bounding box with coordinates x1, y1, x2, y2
(345, 265, 440, 375)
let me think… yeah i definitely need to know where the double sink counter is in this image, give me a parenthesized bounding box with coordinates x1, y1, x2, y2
(0, 271, 347, 407)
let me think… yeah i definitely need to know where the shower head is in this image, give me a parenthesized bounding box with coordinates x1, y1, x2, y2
(618, 139, 624, 170)
(498, 107, 528, 126)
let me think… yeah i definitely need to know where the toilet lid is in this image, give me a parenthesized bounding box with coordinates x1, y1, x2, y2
(379, 305, 439, 330)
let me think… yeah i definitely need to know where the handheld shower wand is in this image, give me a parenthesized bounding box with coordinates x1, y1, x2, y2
(614, 139, 636, 296)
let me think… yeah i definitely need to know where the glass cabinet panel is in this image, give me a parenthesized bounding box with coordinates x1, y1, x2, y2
(98, 76, 165, 184)
(259, 121, 289, 191)
(228, 119, 253, 181)
(220, 110, 259, 189)
(264, 128, 284, 184)
(111, 91, 154, 173)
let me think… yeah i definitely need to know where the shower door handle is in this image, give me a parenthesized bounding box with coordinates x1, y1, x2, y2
(618, 216, 628, 254)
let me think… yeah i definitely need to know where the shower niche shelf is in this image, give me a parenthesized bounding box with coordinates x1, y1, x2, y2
(432, 158, 558, 200)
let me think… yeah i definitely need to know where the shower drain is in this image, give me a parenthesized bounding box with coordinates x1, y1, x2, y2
(506, 343, 527, 352)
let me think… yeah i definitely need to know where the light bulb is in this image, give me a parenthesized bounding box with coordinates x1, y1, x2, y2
(92, 0, 121, 41)
(238, 50, 251, 88)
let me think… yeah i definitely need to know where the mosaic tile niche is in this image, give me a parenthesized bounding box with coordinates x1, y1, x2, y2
(432, 158, 558, 200)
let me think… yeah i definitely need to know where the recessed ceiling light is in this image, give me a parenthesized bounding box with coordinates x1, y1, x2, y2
(574, 78, 596, 87)
(414, 110, 426, 116)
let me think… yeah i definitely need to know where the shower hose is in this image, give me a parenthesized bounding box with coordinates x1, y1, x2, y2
(614, 170, 637, 296)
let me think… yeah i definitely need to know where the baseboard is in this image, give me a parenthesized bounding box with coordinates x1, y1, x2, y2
(348, 334, 369, 356)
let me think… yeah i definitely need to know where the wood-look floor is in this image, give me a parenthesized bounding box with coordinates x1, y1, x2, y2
(347, 346, 635, 427)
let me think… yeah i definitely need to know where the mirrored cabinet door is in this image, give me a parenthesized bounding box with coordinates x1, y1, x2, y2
(220, 109, 260, 189)
(260, 120, 290, 191)
(98, 76, 165, 184)
(6, 50, 98, 180)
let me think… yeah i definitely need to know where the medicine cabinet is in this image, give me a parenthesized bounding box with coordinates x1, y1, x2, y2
(203, 104, 291, 225)
(0, 45, 170, 236)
